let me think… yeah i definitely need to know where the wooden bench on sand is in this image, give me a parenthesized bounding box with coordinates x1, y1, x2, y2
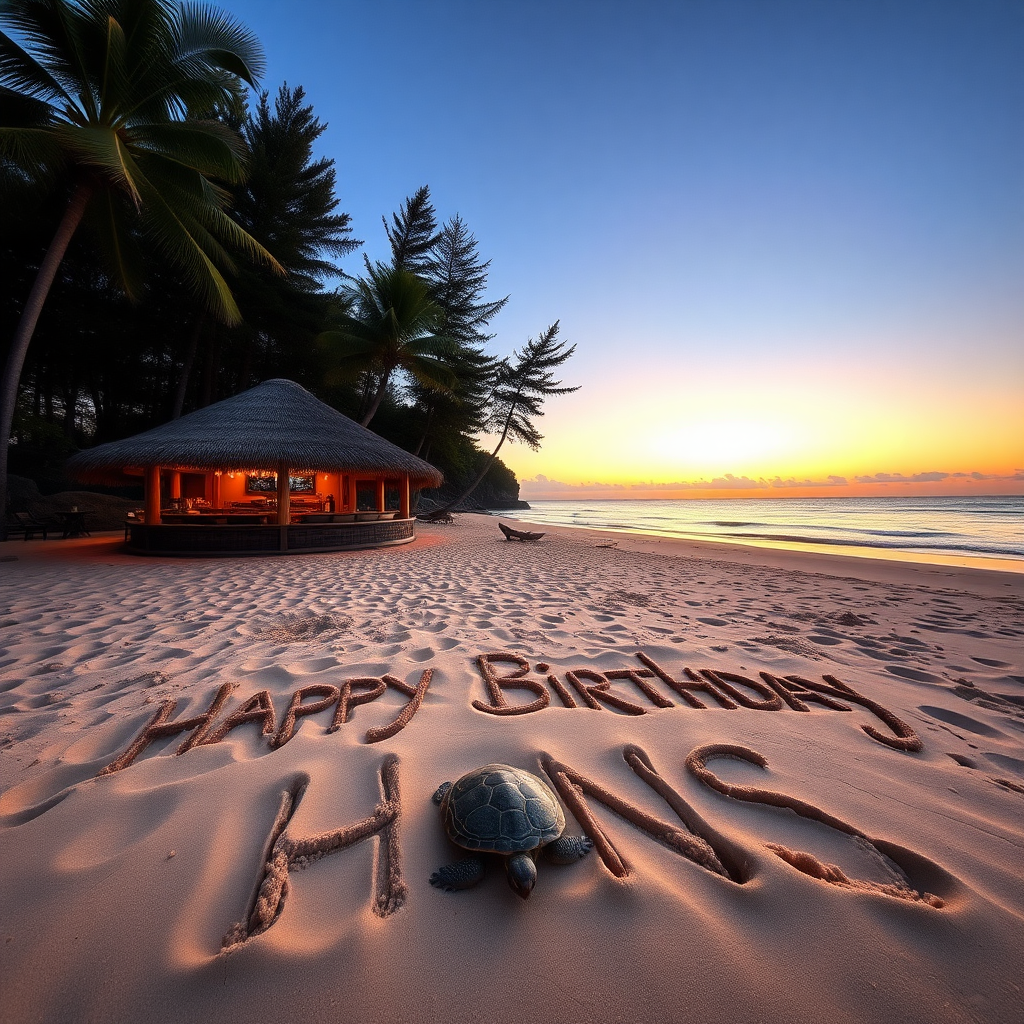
(499, 522, 545, 542)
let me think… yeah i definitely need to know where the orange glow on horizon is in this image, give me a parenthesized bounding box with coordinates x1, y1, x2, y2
(491, 350, 1023, 500)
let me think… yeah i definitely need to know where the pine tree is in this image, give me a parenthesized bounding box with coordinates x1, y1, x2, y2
(173, 84, 362, 414)
(382, 185, 439, 275)
(427, 215, 508, 347)
(235, 84, 361, 289)
(409, 214, 508, 456)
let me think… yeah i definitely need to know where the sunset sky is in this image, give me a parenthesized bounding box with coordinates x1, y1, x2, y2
(229, 0, 1023, 499)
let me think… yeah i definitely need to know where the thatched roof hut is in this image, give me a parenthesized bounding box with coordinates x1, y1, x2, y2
(67, 378, 442, 487)
(66, 380, 442, 552)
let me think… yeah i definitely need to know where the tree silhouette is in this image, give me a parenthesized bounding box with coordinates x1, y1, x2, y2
(0, 0, 279, 527)
(436, 322, 577, 512)
(319, 263, 454, 427)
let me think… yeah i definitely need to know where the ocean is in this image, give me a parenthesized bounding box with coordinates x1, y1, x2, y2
(498, 495, 1024, 568)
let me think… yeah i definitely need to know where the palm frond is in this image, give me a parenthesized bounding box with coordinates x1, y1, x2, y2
(85, 184, 146, 299)
(97, 10, 129, 121)
(0, 122, 67, 180)
(54, 121, 142, 201)
(129, 119, 244, 180)
(171, 2, 264, 86)
(0, 28, 75, 105)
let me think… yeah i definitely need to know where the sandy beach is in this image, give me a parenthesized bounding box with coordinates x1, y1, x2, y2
(1, 514, 1022, 1024)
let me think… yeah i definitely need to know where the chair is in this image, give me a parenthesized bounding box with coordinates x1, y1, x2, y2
(12, 511, 50, 540)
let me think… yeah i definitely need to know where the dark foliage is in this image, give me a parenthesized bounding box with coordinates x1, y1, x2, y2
(382, 185, 439, 276)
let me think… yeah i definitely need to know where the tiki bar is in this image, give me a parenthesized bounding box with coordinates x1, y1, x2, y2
(65, 379, 443, 555)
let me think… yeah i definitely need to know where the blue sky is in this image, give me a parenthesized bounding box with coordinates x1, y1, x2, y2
(224, 0, 1024, 496)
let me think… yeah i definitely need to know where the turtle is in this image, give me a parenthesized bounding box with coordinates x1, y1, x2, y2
(429, 763, 593, 899)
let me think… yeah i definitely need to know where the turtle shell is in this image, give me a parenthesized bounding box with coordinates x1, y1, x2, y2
(441, 764, 565, 854)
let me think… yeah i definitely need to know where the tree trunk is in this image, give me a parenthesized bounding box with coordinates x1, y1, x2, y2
(171, 314, 205, 419)
(89, 384, 103, 439)
(0, 182, 93, 537)
(359, 369, 392, 427)
(63, 383, 78, 439)
(433, 397, 519, 514)
(200, 333, 219, 408)
(413, 402, 435, 457)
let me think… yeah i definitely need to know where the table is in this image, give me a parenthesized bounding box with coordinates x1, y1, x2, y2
(55, 510, 90, 538)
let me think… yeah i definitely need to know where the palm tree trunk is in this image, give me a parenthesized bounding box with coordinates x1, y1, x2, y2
(434, 397, 519, 514)
(171, 314, 206, 419)
(200, 334, 220, 408)
(0, 182, 93, 538)
(413, 402, 435, 457)
(359, 369, 392, 427)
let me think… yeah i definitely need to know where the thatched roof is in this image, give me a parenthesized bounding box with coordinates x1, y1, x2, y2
(66, 379, 444, 488)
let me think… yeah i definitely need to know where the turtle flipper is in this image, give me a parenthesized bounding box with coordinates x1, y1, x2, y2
(432, 781, 453, 805)
(545, 834, 594, 864)
(430, 857, 485, 891)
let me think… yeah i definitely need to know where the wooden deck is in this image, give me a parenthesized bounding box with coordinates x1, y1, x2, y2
(126, 517, 416, 556)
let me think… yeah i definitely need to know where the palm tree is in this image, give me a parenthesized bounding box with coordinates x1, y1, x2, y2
(0, 0, 281, 528)
(433, 322, 578, 513)
(319, 263, 454, 428)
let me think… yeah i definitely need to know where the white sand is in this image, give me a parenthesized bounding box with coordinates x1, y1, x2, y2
(1, 515, 1022, 1024)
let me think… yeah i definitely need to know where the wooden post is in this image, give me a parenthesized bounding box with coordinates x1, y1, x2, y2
(170, 471, 181, 500)
(399, 477, 410, 519)
(212, 472, 221, 508)
(376, 478, 386, 513)
(145, 465, 162, 525)
(277, 464, 290, 525)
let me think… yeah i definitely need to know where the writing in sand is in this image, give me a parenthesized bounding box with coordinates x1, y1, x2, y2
(222, 741, 947, 950)
(98, 650, 922, 777)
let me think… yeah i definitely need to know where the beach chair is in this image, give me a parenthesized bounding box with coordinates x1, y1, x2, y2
(499, 522, 545, 542)
(12, 511, 50, 540)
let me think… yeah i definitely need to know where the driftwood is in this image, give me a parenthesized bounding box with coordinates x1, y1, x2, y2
(499, 522, 545, 542)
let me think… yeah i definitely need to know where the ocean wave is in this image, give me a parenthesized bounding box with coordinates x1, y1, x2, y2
(499, 495, 1024, 563)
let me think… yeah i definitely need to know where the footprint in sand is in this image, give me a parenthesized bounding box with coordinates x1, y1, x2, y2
(918, 705, 1006, 738)
(946, 752, 978, 768)
(985, 753, 1024, 777)
(886, 666, 942, 683)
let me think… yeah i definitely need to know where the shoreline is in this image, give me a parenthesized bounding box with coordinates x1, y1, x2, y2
(487, 515, 1024, 595)
(498, 495, 1024, 575)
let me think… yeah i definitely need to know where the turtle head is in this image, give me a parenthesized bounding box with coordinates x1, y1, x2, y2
(506, 853, 537, 900)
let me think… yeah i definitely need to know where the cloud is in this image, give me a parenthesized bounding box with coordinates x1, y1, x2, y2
(628, 474, 763, 491)
(769, 475, 848, 488)
(521, 469, 1024, 497)
(854, 471, 950, 484)
(520, 475, 625, 494)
